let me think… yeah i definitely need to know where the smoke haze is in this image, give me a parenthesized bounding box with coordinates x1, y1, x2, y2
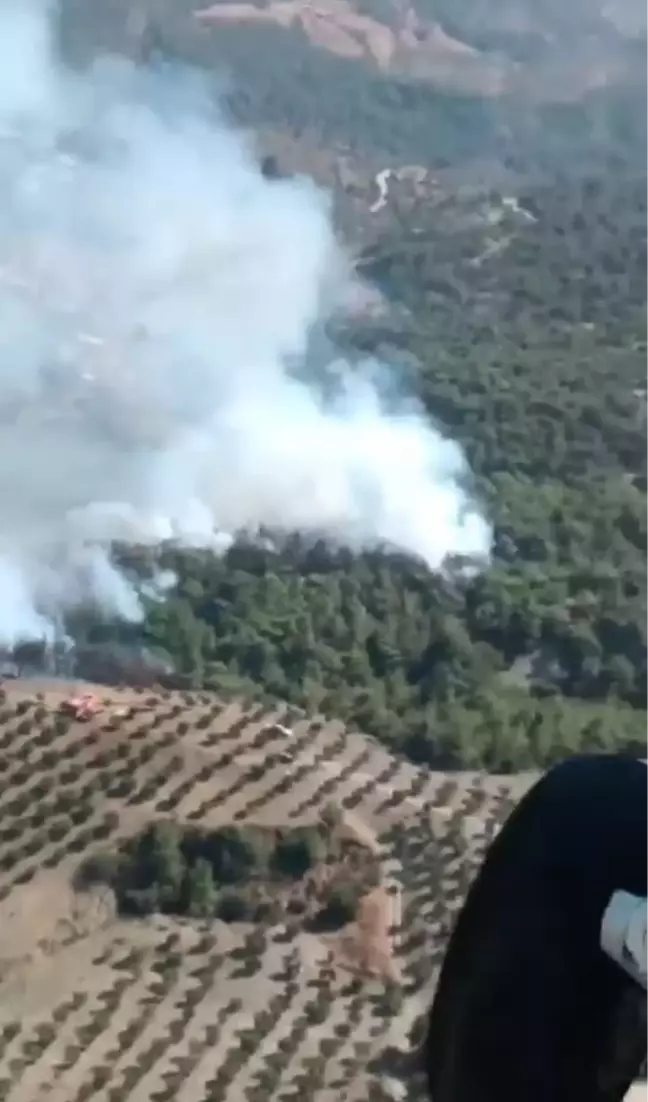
(0, 0, 491, 645)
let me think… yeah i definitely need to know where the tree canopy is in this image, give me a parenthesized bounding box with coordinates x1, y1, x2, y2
(60, 157, 646, 774)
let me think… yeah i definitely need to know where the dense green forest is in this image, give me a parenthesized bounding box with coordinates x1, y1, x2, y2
(70, 167, 645, 774)
(51, 0, 647, 773)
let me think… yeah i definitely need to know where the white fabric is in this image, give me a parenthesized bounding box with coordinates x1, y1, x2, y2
(600, 890, 647, 990)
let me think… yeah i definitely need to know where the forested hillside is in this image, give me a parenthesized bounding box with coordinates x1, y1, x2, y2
(75, 166, 647, 773)
(3, 0, 637, 775)
(57, 0, 645, 173)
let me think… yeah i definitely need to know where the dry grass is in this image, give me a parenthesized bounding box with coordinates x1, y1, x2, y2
(0, 678, 534, 1101)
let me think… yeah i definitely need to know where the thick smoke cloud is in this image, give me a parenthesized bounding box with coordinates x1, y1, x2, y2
(0, 0, 491, 645)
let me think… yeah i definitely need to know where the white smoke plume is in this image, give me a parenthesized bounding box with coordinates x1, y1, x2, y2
(0, 0, 491, 645)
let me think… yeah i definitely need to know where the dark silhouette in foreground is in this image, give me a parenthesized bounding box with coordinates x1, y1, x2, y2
(426, 755, 647, 1101)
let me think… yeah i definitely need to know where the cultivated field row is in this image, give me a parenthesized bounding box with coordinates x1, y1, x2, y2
(0, 681, 533, 1101)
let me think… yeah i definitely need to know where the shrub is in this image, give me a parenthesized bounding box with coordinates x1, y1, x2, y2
(74, 850, 122, 891)
(309, 883, 361, 932)
(185, 858, 217, 918)
(217, 891, 251, 923)
(272, 828, 327, 878)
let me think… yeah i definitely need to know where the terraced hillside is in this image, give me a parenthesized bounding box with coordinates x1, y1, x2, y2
(0, 678, 534, 1102)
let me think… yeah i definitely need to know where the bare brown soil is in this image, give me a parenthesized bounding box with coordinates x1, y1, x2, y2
(0, 677, 535, 1100)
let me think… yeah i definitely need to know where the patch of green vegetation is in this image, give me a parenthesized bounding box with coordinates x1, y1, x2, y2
(77, 816, 374, 927)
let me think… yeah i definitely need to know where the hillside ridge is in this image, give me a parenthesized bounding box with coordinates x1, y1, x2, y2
(0, 677, 532, 1102)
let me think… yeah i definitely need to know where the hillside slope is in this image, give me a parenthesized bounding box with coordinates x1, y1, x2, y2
(56, 0, 646, 176)
(59, 0, 646, 100)
(0, 679, 532, 1102)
